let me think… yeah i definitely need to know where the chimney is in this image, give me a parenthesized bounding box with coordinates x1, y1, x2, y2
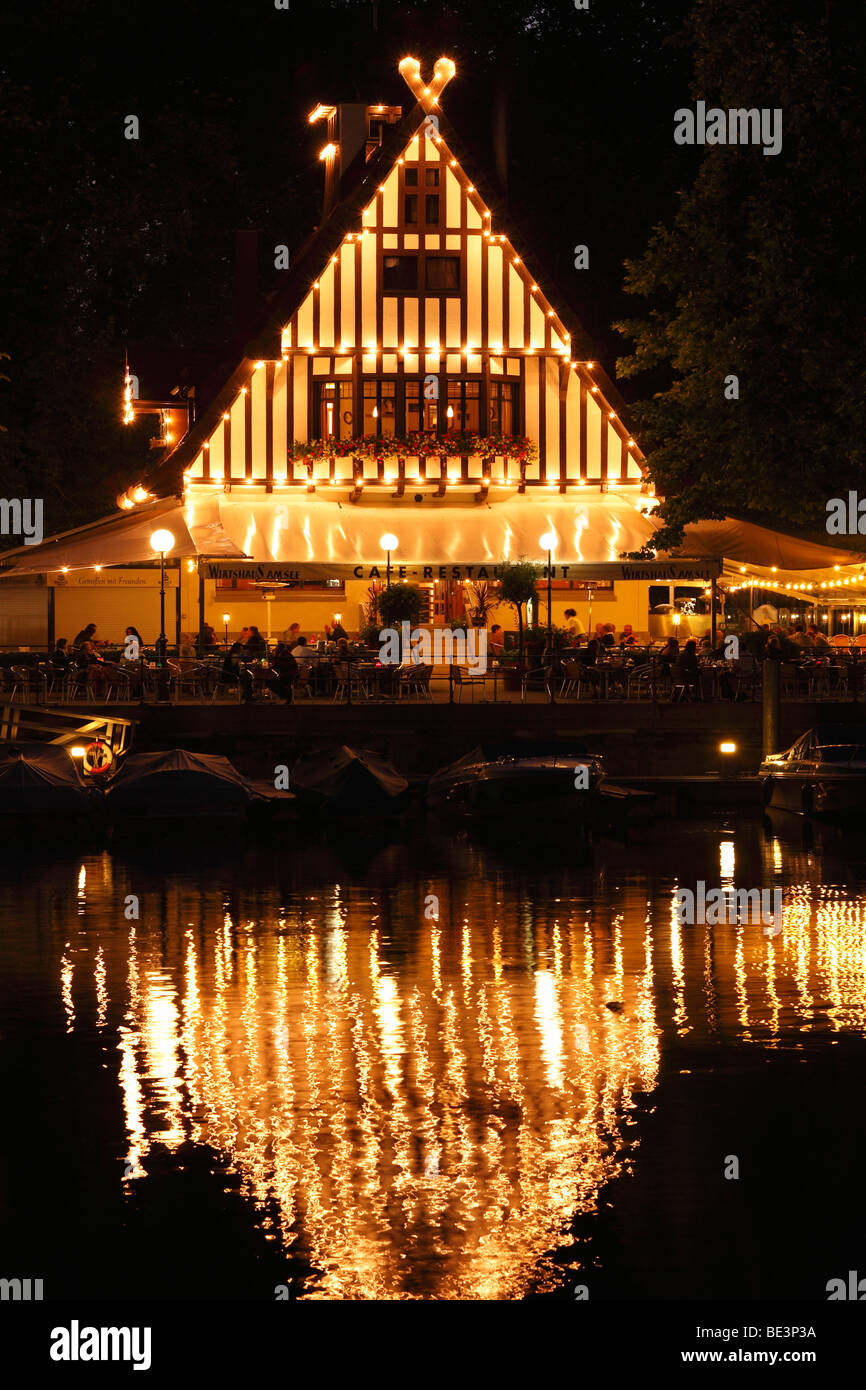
(310, 102, 402, 219)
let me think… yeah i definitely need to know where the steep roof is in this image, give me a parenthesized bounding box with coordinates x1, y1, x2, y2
(133, 69, 632, 501)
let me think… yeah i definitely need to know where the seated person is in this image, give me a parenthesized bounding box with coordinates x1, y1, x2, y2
(330, 619, 348, 641)
(291, 635, 313, 672)
(679, 638, 700, 677)
(266, 643, 299, 703)
(76, 639, 108, 694)
(618, 624, 637, 646)
(220, 642, 254, 701)
(244, 625, 268, 658)
(807, 623, 829, 649)
(657, 636, 679, 673)
(575, 637, 603, 694)
(77, 640, 104, 666)
(51, 638, 72, 670)
(599, 623, 617, 648)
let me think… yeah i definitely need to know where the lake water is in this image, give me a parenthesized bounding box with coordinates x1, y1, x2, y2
(2, 812, 865, 1302)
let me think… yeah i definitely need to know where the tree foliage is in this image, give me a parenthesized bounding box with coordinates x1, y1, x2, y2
(615, 0, 866, 552)
(376, 583, 424, 627)
(499, 560, 538, 658)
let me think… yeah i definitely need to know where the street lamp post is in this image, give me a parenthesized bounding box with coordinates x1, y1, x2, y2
(150, 529, 175, 703)
(380, 532, 398, 589)
(540, 532, 557, 704)
(222, 613, 230, 651)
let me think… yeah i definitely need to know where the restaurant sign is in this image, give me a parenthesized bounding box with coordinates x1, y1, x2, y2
(201, 558, 722, 583)
(51, 568, 179, 588)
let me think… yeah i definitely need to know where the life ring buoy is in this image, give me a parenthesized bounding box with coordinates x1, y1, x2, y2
(82, 740, 114, 776)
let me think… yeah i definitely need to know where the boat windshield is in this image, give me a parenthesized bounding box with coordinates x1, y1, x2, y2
(814, 743, 866, 763)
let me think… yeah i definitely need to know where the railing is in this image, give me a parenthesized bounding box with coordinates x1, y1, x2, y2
(0, 704, 136, 755)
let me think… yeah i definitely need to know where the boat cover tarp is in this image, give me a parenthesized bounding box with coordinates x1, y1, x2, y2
(0, 742, 92, 815)
(290, 745, 408, 811)
(106, 748, 260, 813)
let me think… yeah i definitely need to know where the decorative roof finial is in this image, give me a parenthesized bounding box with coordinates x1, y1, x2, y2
(397, 56, 456, 110)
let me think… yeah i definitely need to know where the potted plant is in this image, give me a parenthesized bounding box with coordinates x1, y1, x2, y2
(498, 561, 538, 686)
(376, 584, 424, 629)
(464, 579, 498, 628)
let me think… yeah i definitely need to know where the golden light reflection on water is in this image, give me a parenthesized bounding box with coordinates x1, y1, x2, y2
(37, 832, 866, 1299)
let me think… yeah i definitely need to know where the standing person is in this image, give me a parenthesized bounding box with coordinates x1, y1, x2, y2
(489, 624, 505, 658)
(563, 608, 584, 638)
(72, 622, 97, 650)
(330, 618, 348, 641)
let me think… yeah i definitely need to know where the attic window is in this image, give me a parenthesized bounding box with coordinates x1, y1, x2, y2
(424, 255, 460, 292)
(383, 254, 418, 292)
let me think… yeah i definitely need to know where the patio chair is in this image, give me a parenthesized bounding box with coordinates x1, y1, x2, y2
(558, 658, 582, 700)
(62, 666, 91, 702)
(809, 663, 845, 700)
(0, 666, 21, 700)
(173, 663, 210, 701)
(398, 663, 433, 701)
(520, 664, 552, 702)
(452, 664, 487, 702)
(625, 662, 655, 700)
(332, 662, 350, 702)
(10, 665, 43, 703)
(780, 662, 809, 699)
(293, 666, 314, 700)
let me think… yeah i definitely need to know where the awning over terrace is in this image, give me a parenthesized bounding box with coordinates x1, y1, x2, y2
(2, 490, 864, 579)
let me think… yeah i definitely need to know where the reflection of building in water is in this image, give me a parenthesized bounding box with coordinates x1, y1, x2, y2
(51, 841, 866, 1299)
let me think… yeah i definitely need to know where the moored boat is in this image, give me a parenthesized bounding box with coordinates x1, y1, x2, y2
(290, 745, 409, 815)
(760, 725, 866, 817)
(0, 741, 96, 837)
(426, 743, 606, 821)
(104, 748, 262, 833)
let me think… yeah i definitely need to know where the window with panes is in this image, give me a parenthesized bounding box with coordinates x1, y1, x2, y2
(488, 380, 518, 434)
(362, 380, 397, 437)
(314, 380, 354, 441)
